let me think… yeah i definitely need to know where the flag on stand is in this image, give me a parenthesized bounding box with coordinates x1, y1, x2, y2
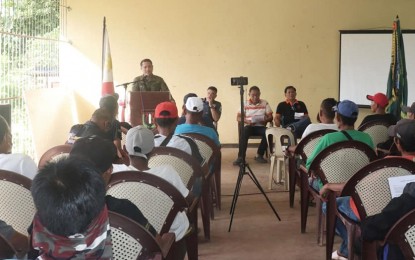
(386, 16, 408, 120)
(101, 17, 114, 96)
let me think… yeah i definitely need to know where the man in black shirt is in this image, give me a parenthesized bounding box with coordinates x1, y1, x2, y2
(274, 86, 309, 137)
(359, 92, 397, 127)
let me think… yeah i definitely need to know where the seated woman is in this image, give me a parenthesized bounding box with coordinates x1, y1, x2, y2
(30, 157, 112, 259)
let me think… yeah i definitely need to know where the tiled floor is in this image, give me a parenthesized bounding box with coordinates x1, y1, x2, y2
(195, 147, 339, 260)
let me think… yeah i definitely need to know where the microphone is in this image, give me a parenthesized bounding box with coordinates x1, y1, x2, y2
(115, 80, 139, 87)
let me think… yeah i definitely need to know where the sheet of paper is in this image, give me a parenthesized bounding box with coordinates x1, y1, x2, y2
(294, 112, 304, 119)
(388, 175, 415, 198)
(251, 115, 264, 124)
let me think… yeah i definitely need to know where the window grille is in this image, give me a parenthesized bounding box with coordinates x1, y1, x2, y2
(0, 0, 68, 157)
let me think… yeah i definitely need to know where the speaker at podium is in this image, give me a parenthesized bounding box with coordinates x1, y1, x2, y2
(126, 91, 171, 128)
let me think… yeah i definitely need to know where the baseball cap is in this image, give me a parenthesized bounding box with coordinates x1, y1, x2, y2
(125, 125, 154, 158)
(366, 93, 389, 108)
(183, 93, 197, 105)
(387, 119, 415, 146)
(185, 97, 204, 113)
(70, 135, 117, 173)
(155, 102, 178, 118)
(402, 102, 415, 114)
(333, 100, 359, 118)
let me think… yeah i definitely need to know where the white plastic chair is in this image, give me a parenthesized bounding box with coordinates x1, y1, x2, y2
(266, 127, 295, 190)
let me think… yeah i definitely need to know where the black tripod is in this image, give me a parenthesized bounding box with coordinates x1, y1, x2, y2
(228, 83, 281, 232)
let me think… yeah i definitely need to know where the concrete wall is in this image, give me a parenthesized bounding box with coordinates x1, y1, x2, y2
(55, 0, 415, 146)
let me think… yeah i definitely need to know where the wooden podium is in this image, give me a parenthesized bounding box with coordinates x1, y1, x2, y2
(126, 91, 171, 127)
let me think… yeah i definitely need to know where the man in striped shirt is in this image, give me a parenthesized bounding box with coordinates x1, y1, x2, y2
(233, 86, 273, 165)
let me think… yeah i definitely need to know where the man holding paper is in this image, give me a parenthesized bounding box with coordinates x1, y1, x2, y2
(233, 86, 273, 165)
(274, 86, 310, 138)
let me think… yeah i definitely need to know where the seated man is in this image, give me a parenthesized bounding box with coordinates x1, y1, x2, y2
(154, 101, 203, 164)
(202, 86, 222, 131)
(319, 119, 415, 259)
(301, 98, 339, 138)
(234, 86, 272, 165)
(274, 86, 310, 138)
(69, 135, 157, 235)
(287, 98, 338, 154)
(359, 92, 397, 127)
(0, 115, 37, 179)
(175, 97, 220, 146)
(31, 157, 112, 259)
(67, 108, 112, 144)
(306, 100, 374, 172)
(123, 125, 190, 243)
(177, 93, 216, 129)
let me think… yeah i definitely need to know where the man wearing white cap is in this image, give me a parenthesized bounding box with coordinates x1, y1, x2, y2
(124, 125, 190, 243)
(174, 96, 220, 146)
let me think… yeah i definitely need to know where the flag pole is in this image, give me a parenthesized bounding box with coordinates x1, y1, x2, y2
(101, 17, 106, 86)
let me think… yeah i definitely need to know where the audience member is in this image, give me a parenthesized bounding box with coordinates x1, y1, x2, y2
(306, 100, 374, 192)
(69, 135, 157, 235)
(233, 86, 272, 165)
(66, 108, 112, 144)
(301, 98, 339, 138)
(274, 86, 310, 138)
(175, 97, 220, 146)
(319, 119, 415, 260)
(0, 115, 37, 179)
(202, 86, 222, 130)
(178, 93, 216, 129)
(31, 157, 112, 259)
(132, 58, 170, 92)
(402, 102, 415, 119)
(359, 92, 397, 127)
(154, 101, 203, 164)
(124, 125, 190, 242)
(99, 94, 127, 161)
(286, 98, 338, 154)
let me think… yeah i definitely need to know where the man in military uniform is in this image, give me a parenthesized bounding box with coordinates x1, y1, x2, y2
(132, 59, 169, 92)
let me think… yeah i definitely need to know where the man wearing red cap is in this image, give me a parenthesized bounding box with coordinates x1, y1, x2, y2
(153, 101, 203, 164)
(359, 92, 397, 127)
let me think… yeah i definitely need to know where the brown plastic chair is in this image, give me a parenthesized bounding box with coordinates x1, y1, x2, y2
(109, 210, 175, 260)
(300, 140, 377, 246)
(0, 234, 14, 259)
(0, 170, 35, 257)
(38, 144, 72, 169)
(358, 119, 393, 148)
(181, 133, 221, 241)
(383, 208, 415, 259)
(326, 157, 415, 260)
(287, 129, 337, 207)
(147, 146, 203, 259)
(107, 171, 188, 236)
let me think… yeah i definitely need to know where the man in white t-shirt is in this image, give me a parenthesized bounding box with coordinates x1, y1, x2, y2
(301, 98, 339, 138)
(0, 115, 37, 179)
(123, 125, 190, 244)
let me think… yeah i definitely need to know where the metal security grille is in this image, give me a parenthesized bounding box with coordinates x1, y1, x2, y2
(0, 0, 67, 157)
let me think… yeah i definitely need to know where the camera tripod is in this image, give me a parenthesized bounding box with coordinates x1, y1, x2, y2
(228, 81, 281, 232)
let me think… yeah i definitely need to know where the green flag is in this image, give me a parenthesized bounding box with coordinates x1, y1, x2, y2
(386, 16, 408, 120)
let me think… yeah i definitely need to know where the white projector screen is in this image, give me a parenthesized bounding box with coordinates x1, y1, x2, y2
(339, 30, 415, 107)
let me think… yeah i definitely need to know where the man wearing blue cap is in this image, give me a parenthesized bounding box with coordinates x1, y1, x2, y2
(306, 100, 374, 170)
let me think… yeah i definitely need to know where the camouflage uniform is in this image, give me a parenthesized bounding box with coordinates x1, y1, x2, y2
(132, 74, 169, 91)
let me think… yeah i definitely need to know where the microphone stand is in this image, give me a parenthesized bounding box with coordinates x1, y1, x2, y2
(228, 83, 281, 232)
